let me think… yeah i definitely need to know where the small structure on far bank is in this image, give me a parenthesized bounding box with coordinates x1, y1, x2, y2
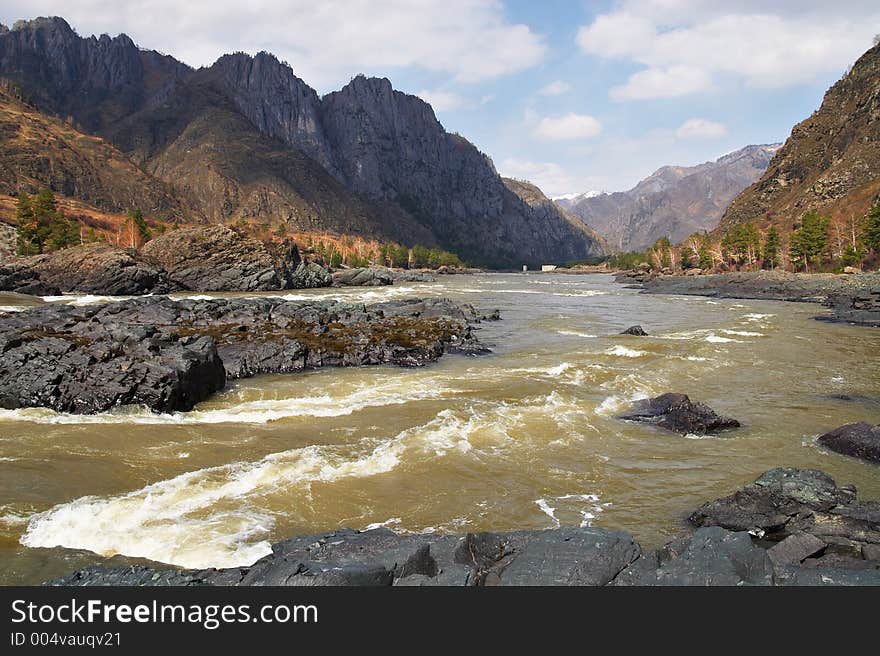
(541, 264, 558, 272)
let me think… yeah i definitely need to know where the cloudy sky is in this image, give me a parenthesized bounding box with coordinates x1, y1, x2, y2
(2, 1, 879, 196)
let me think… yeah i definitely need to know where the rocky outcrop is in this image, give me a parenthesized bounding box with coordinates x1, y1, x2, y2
(0, 242, 170, 295)
(49, 526, 643, 587)
(563, 144, 779, 252)
(817, 422, 880, 463)
(332, 267, 395, 287)
(620, 325, 648, 336)
(140, 225, 326, 291)
(0, 295, 489, 413)
(718, 40, 880, 237)
(0, 227, 334, 296)
(618, 393, 740, 435)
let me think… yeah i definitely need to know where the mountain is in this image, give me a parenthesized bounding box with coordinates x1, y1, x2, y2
(0, 17, 604, 267)
(0, 84, 189, 219)
(564, 145, 780, 252)
(719, 40, 880, 234)
(554, 190, 600, 207)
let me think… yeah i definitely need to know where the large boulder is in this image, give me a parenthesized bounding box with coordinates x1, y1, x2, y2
(332, 267, 395, 286)
(618, 392, 740, 434)
(141, 226, 327, 291)
(0, 300, 226, 413)
(689, 468, 880, 573)
(0, 242, 170, 295)
(817, 422, 880, 463)
(620, 325, 648, 336)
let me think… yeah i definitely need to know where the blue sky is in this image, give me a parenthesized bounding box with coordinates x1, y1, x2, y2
(3, 1, 879, 195)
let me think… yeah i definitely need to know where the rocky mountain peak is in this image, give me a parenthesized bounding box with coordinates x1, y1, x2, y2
(719, 40, 880, 233)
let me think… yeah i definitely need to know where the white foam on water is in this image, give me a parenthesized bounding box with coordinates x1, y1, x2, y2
(0, 305, 27, 313)
(534, 499, 559, 527)
(681, 432, 719, 440)
(705, 333, 740, 343)
(722, 330, 764, 337)
(21, 436, 408, 569)
(0, 380, 449, 425)
(685, 356, 709, 362)
(743, 313, 774, 322)
(556, 330, 597, 338)
(551, 290, 608, 297)
(604, 345, 648, 358)
(42, 294, 132, 306)
(364, 517, 402, 531)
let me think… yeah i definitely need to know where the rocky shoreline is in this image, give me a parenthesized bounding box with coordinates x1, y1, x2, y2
(0, 296, 493, 414)
(616, 270, 880, 327)
(47, 467, 880, 586)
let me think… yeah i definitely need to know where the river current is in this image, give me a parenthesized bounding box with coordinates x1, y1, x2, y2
(1, 273, 878, 584)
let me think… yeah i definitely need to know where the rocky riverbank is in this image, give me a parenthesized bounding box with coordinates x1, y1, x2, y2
(0, 296, 492, 414)
(47, 467, 880, 586)
(616, 270, 880, 327)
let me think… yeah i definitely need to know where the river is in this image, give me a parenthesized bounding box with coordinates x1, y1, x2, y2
(1, 273, 878, 584)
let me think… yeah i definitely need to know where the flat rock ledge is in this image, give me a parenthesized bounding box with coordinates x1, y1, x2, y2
(0, 296, 491, 414)
(618, 393, 741, 435)
(47, 468, 880, 586)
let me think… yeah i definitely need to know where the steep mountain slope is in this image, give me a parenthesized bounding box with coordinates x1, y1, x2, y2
(0, 86, 189, 219)
(0, 17, 604, 267)
(566, 145, 779, 252)
(719, 41, 880, 234)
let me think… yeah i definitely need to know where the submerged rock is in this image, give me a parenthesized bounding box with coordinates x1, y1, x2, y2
(817, 422, 880, 463)
(620, 325, 648, 336)
(618, 392, 740, 434)
(0, 296, 489, 414)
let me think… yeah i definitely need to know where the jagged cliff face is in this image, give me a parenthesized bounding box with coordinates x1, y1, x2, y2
(719, 42, 880, 234)
(0, 17, 603, 267)
(567, 145, 779, 251)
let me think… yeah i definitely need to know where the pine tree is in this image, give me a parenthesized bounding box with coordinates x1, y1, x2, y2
(15, 193, 39, 255)
(763, 226, 781, 269)
(680, 245, 696, 269)
(790, 210, 830, 272)
(864, 201, 880, 254)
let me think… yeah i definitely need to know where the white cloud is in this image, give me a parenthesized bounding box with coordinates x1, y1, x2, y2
(539, 80, 571, 96)
(498, 158, 580, 197)
(577, 1, 880, 100)
(675, 118, 727, 140)
(417, 89, 466, 112)
(0, 0, 546, 90)
(532, 113, 602, 141)
(609, 66, 712, 101)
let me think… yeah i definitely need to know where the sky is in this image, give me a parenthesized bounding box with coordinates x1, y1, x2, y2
(2, 1, 879, 196)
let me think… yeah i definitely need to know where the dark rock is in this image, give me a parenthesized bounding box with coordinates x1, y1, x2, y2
(289, 261, 333, 288)
(392, 270, 436, 283)
(767, 532, 826, 568)
(613, 527, 774, 586)
(142, 226, 327, 291)
(618, 392, 740, 434)
(817, 422, 880, 463)
(620, 325, 648, 336)
(0, 243, 171, 296)
(0, 295, 486, 413)
(48, 526, 639, 587)
(689, 468, 856, 534)
(332, 267, 394, 287)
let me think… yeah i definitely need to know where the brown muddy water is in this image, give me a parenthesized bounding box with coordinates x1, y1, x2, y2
(1, 273, 879, 584)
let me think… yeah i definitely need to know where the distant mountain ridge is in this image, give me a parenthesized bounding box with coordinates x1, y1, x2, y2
(0, 16, 604, 267)
(562, 144, 780, 252)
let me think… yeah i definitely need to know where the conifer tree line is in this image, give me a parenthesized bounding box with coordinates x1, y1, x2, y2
(608, 200, 880, 273)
